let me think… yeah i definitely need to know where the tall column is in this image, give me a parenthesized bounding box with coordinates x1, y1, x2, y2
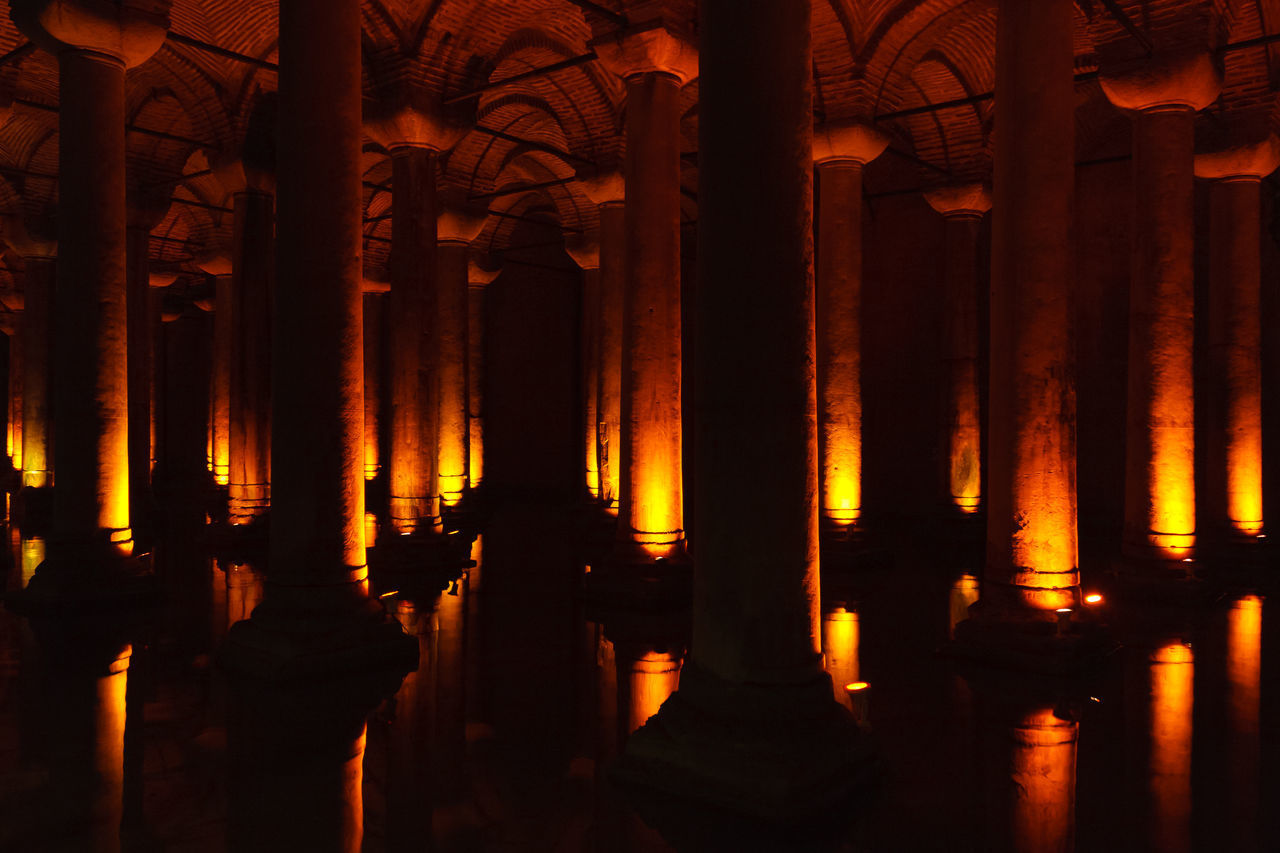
(125, 196, 168, 544)
(12, 0, 171, 569)
(577, 172, 626, 515)
(8, 227, 56, 490)
(5, 317, 21, 475)
(924, 185, 991, 516)
(362, 284, 387, 483)
(224, 182, 275, 526)
(435, 209, 484, 510)
(1101, 52, 1221, 567)
(567, 237, 602, 501)
(620, 1, 869, 815)
(1194, 134, 1279, 546)
(223, 0, 415, 676)
(466, 261, 499, 492)
(591, 26, 697, 563)
(983, 0, 1079, 615)
(206, 268, 232, 487)
(812, 123, 887, 537)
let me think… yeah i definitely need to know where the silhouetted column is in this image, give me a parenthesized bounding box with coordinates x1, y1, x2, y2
(984, 0, 1079, 614)
(466, 262, 498, 491)
(812, 123, 887, 536)
(1101, 53, 1221, 566)
(592, 28, 696, 563)
(620, 1, 869, 815)
(578, 172, 625, 514)
(226, 185, 275, 525)
(925, 184, 991, 517)
(15, 242, 54, 489)
(1195, 134, 1278, 545)
(567, 237, 602, 501)
(12, 0, 171, 567)
(436, 209, 484, 509)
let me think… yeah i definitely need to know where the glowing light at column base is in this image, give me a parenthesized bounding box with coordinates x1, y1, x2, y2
(822, 606, 860, 710)
(823, 483, 860, 527)
(586, 468, 600, 499)
(1148, 531, 1195, 561)
(952, 495, 981, 514)
(22, 469, 49, 488)
(439, 474, 467, 508)
(1232, 519, 1264, 537)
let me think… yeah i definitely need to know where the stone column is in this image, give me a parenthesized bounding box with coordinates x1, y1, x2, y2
(10, 234, 55, 490)
(466, 261, 499, 492)
(12, 0, 171, 570)
(4, 316, 21, 473)
(223, 0, 414, 676)
(361, 282, 387, 484)
(983, 0, 1079, 615)
(1101, 52, 1221, 567)
(567, 237, 602, 502)
(578, 172, 626, 515)
(591, 25, 697, 563)
(619, 1, 870, 815)
(925, 184, 991, 517)
(435, 208, 484, 510)
(1194, 135, 1279, 545)
(206, 268, 232, 488)
(812, 123, 888, 537)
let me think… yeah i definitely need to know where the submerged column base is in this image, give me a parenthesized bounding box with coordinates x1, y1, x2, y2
(7, 550, 154, 616)
(612, 662, 877, 821)
(585, 542, 693, 611)
(947, 591, 1115, 675)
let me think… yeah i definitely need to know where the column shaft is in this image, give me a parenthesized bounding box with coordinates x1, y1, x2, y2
(53, 49, 131, 552)
(466, 284, 485, 489)
(21, 256, 53, 487)
(8, 324, 21, 472)
(210, 274, 232, 486)
(1123, 108, 1197, 561)
(620, 72, 684, 559)
(126, 226, 151, 536)
(987, 0, 1079, 610)
(363, 291, 384, 482)
(583, 267, 601, 499)
(229, 191, 273, 523)
(942, 214, 983, 514)
(816, 162, 864, 529)
(598, 201, 625, 513)
(436, 240, 469, 508)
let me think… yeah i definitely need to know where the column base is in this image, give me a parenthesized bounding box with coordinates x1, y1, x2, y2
(819, 528, 894, 575)
(1105, 556, 1211, 605)
(219, 594, 418, 681)
(612, 662, 879, 822)
(6, 549, 155, 617)
(946, 598, 1117, 675)
(442, 486, 490, 536)
(369, 530, 475, 593)
(584, 544, 692, 611)
(203, 513, 271, 562)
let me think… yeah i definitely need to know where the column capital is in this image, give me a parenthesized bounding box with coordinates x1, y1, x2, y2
(1, 210, 56, 259)
(365, 102, 470, 153)
(468, 259, 500, 288)
(149, 269, 179, 289)
(1195, 115, 1280, 180)
(1099, 49, 1222, 113)
(566, 235, 600, 271)
(590, 20, 698, 85)
(11, 0, 170, 68)
(924, 183, 992, 218)
(361, 276, 390, 294)
(813, 121, 889, 166)
(213, 155, 276, 197)
(576, 168, 624, 206)
(196, 253, 232, 278)
(437, 207, 485, 246)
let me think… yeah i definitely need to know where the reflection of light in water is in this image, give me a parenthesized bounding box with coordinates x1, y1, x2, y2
(1150, 642, 1193, 853)
(20, 537, 44, 588)
(822, 606, 860, 708)
(1010, 708, 1077, 853)
(949, 574, 980, 638)
(226, 562, 264, 626)
(364, 512, 378, 546)
(627, 650, 681, 735)
(1227, 595, 1262, 839)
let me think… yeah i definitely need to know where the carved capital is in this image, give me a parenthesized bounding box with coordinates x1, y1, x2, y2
(924, 183, 992, 218)
(437, 207, 486, 245)
(590, 20, 698, 85)
(1100, 49, 1222, 113)
(813, 121, 889, 166)
(11, 0, 170, 68)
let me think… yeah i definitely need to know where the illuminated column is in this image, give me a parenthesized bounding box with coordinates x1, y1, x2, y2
(1225, 595, 1262, 842)
(12, 0, 171, 566)
(591, 27, 696, 562)
(1147, 642, 1194, 853)
(1194, 136, 1279, 545)
(362, 282, 388, 483)
(925, 184, 991, 517)
(621, 1, 868, 813)
(466, 261, 499, 491)
(1100, 54, 1221, 565)
(221, 172, 276, 525)
(821, 605, 861, 709)
(197, 257, 234, 487)
(1008, 708, 1078, 853)
(4, 316, 21, 474)
(984, 0, 1079, 614)
(617, 644, 682, 735)
(5, 222, 57, 489)
(812, 122, 888, 536)
(435, 208, 484, 509)
(126, 197, 168, 542)
(567, 237, 602, 501)
(223, 0, 415, 675)
(577, 172, 625, 514)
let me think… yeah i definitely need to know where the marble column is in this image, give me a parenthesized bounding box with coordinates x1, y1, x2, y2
(619, 2, 870, 815)
(924, 184, 991, 517)
(13, 240, 55, 490)
(466, 261, 499, 493)
(1101, 52, 1221, 567)
(12, 0, 171, 570)
(4, 314, 21, 475)
(362, 283, 387, 484)
(126, 196, 169, 544)
(435, 209, 484, 510)
(1194, 134, 1279, 545)
(567, 237, 602, 501)
(591, 26, 697, 563)
(983, 0, 1080, 615)
(812, 122, 887, 537)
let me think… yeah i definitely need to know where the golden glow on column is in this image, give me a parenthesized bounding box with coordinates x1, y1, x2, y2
(364, 437, 379, 482)
(1149, 642, 1194, 853)
(1227, 434, 1263, 536)
(822, 607, 861, 710)
(20, 536, 44, 588)
(364, 512, 379, 546)
(438, 434, 468, 508)
(627, 650, 681, 734)
(1010, 708, 1078, 853)
(949, 573, 980, 638)
(632, 447, 684, 557)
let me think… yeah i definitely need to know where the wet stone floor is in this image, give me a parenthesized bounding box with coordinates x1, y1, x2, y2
(0, 500, 1276, 852)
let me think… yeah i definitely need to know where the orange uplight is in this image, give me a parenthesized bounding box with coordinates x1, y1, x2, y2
(363, 438, 379, 482)
(823, 479, 860, 526)
(1010, 708, 1078, 852)
(631, 450, 684, 557)
(823, 607, 861, 709)
(438, 428, 468, 507)
(845, 681, 869, 692)
(1149, 641, 1194, 852)
(1084, 593, 1103, 605)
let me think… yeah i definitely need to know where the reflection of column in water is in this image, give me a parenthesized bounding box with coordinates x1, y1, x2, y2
(1149, 642, 1194, 853)
(593, 626, 622, 852)
(225, 562, 264, 628)
(1227, 596, 1262, 848)
(621, 647, 682, 735)
(949, 573, 980, 639)
(435, 579, 466, 800)
(464, 538, 483, 724)
(822, 605, 860, 709)
(20, 537, 45, 589)
(1009, 708, 1078, 853)
(385, 599, 436, 848)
